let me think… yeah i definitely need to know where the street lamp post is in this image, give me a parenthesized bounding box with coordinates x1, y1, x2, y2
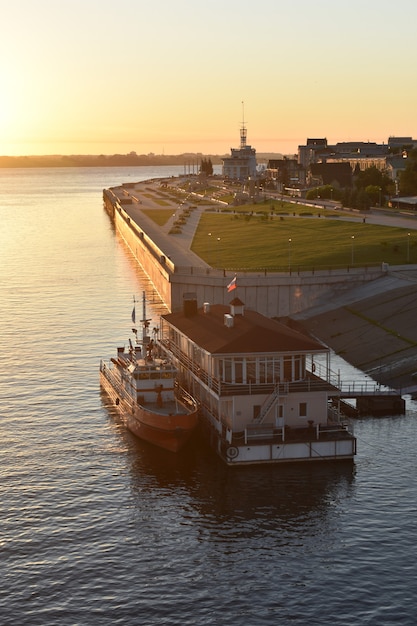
(407, 232, 411, 263)
(351, 235, 355, 266)
(217, 237, 221, 269)
(208, 232, 212, 266)
(288, 238, 292, 273)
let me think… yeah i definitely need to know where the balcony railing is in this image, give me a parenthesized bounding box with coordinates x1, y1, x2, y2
(159, 340, 335, 397)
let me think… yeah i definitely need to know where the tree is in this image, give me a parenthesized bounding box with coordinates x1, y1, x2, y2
(399, 149, 417, 195)
(305, 185, 341, 201)
(200, 158, 213, 176)
(365, 185, 382, 206)
(355, 166, 391, 194)
(353, 166, 392, 207)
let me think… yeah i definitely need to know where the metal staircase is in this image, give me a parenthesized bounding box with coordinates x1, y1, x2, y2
(252, 385, 282, 424)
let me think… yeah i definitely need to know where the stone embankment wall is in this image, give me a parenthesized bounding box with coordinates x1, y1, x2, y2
(104, 190, 174, 308)
(167, 267, 385, 318)
(104, 190, 386, 317)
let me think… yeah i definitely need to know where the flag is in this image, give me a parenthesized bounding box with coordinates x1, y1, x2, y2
(131, 306, 136, 324)
(227, 276, 237, 292)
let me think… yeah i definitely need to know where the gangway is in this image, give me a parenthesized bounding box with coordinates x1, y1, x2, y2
(310, 359, 405, 416)
(330, 381, 405, 416)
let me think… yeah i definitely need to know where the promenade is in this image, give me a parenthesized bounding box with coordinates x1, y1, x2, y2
(114, 179, 211, 268)
(107, 177, 417, 392)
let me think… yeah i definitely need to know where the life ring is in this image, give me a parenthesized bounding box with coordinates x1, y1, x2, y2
(226, 446, 239, 460)
(312, 363, 316, 373)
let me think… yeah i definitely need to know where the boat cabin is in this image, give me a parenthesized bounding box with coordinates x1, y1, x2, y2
(114, 345, 177, 405)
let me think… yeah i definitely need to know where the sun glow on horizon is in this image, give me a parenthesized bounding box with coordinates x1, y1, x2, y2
(1, 0, 416, 158)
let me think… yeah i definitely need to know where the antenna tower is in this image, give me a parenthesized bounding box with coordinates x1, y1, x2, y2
(240, 100, 247, 149)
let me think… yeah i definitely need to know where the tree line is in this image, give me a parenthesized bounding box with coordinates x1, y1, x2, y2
(306, 149, 417, 209)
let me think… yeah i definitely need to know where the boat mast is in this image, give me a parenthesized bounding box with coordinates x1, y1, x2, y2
(140, 291, 151, 344)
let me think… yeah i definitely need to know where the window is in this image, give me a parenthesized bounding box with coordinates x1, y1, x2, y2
(246, 359, 256, 383)
(299, 402, 307, 417)
(265, 358, 274, 383)
(259, 358, 274, 383)
(284, 357, 293, 381)
(234, 360, 243, 383)
(220, 359, 232, 382)
(294, 356, 302, 381)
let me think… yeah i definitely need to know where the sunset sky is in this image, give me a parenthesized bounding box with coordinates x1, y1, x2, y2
(1, 0, 416, 156)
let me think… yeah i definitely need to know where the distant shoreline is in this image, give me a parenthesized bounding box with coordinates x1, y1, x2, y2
(0, 152, 283, 169)
(0, 154, 222, 169)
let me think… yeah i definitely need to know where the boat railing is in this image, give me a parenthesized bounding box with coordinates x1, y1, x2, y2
(100, 361, 133, 409)
(238, 420, 354, 446)
(163, 340, 398, 401)
(160, 340, 221, 392)
(336, 380, 396, 396)
(175, 383, 199, 411)
(160, 341, 337, 397)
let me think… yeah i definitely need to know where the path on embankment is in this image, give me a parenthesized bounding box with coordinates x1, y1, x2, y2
(112, 178, 417, 392)
(117, 180, 211, 268)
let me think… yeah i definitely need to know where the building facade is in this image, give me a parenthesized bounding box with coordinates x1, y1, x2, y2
(159, 297, 356, 465)
(222, 120, 257, 180)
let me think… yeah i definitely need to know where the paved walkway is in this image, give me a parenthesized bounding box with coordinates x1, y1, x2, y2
(115, 180, 210, 268)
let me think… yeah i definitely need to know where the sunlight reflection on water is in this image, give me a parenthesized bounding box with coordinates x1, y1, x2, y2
(1, 167, 417, 625)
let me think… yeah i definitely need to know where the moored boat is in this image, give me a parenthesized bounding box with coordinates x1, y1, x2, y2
(100, 293, 199, 452)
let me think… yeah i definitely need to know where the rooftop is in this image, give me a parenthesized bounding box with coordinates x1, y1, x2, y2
(162, 303, 326, 355)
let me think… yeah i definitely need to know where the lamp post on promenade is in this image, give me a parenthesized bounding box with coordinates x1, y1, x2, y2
(407, 232, 411, 263)
(288, 238, 292, 273)
(351, 236, 355, 266)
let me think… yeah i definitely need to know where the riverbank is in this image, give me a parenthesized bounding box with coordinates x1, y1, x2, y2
(0, 153, 224, 169)
(105, 175, 417, 392)
(293, 274, 417, 393)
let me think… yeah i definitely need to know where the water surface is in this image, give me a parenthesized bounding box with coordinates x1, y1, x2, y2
(1, 166, 416, 625)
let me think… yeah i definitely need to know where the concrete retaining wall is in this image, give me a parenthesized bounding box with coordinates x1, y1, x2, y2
(168, 267, 384, 317)
(113, 205, 174, 309)
(105, 191, 386, 317)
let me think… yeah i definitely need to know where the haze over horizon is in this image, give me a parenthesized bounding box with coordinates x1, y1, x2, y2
(1, 0, 416, 158)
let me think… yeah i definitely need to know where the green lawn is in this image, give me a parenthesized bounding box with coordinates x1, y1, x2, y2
(141, 193, 172, 207)
(141, 209, 174, 225)
(192, 212, 416, 270)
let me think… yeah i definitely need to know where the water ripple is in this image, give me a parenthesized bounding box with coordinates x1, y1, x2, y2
(1, 168, 417, 625)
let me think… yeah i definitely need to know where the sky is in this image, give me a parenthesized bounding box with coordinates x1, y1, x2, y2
(1, 0, 416, 156)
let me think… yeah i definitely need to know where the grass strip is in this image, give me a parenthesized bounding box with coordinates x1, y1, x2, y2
(192, 212, 416, 269)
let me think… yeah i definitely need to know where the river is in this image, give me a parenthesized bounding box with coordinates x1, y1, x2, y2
(1, 165, 416, 625)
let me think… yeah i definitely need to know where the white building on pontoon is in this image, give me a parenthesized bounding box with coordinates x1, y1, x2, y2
(159, 296, 356, 465)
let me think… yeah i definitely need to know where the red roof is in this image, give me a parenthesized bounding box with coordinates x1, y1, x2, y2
(162, 304, 326, 355)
